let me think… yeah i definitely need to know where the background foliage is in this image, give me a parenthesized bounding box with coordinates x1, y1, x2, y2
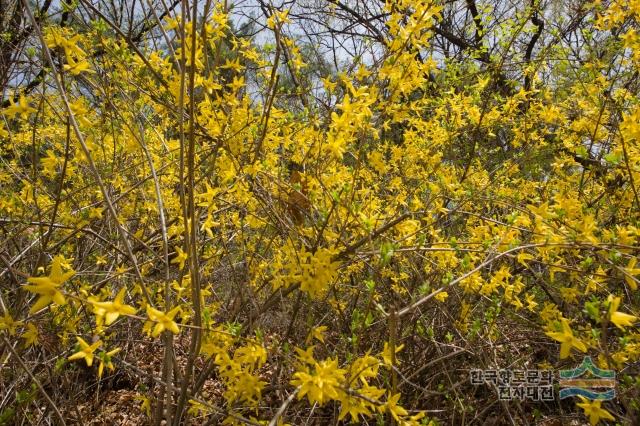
(1, 0, 640, 424)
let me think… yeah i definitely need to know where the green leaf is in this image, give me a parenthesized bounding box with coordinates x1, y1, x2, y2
(379, 242, 395, 265)
(604, 152, 621, 165)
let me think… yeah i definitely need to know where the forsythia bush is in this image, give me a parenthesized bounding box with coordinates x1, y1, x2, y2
(1, 0, 639, 424)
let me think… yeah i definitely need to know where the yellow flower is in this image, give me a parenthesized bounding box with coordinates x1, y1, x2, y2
(3, 94, 36, 120)
(68, 337, 102, 367)
(146, 306, 181, 337)
(607, 295, 637, 330)
(24, 256, 74, 314)
(309, 325, 328, 343)
(291, 358, 346, 405)
(294, 346, 316, 365)
(234, 342, 268, 369)
(63, 58, 93, 75)
(171, 246, 188, 270)
(97, 348, 121, 378)
(545, 318, 587, 359)
(22, 323, 39, 347)
(434, 291, 449, 302)
(623, 257, 640, 290)
(384, 393, 408, 423)
(576, 397, 615, 425)
(89, 287, 137, 325)
(517, 252, 534, 266)
(338, 394, 373, 421)
(0, 312, 21, 335)
(381, 341, 404, 366)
